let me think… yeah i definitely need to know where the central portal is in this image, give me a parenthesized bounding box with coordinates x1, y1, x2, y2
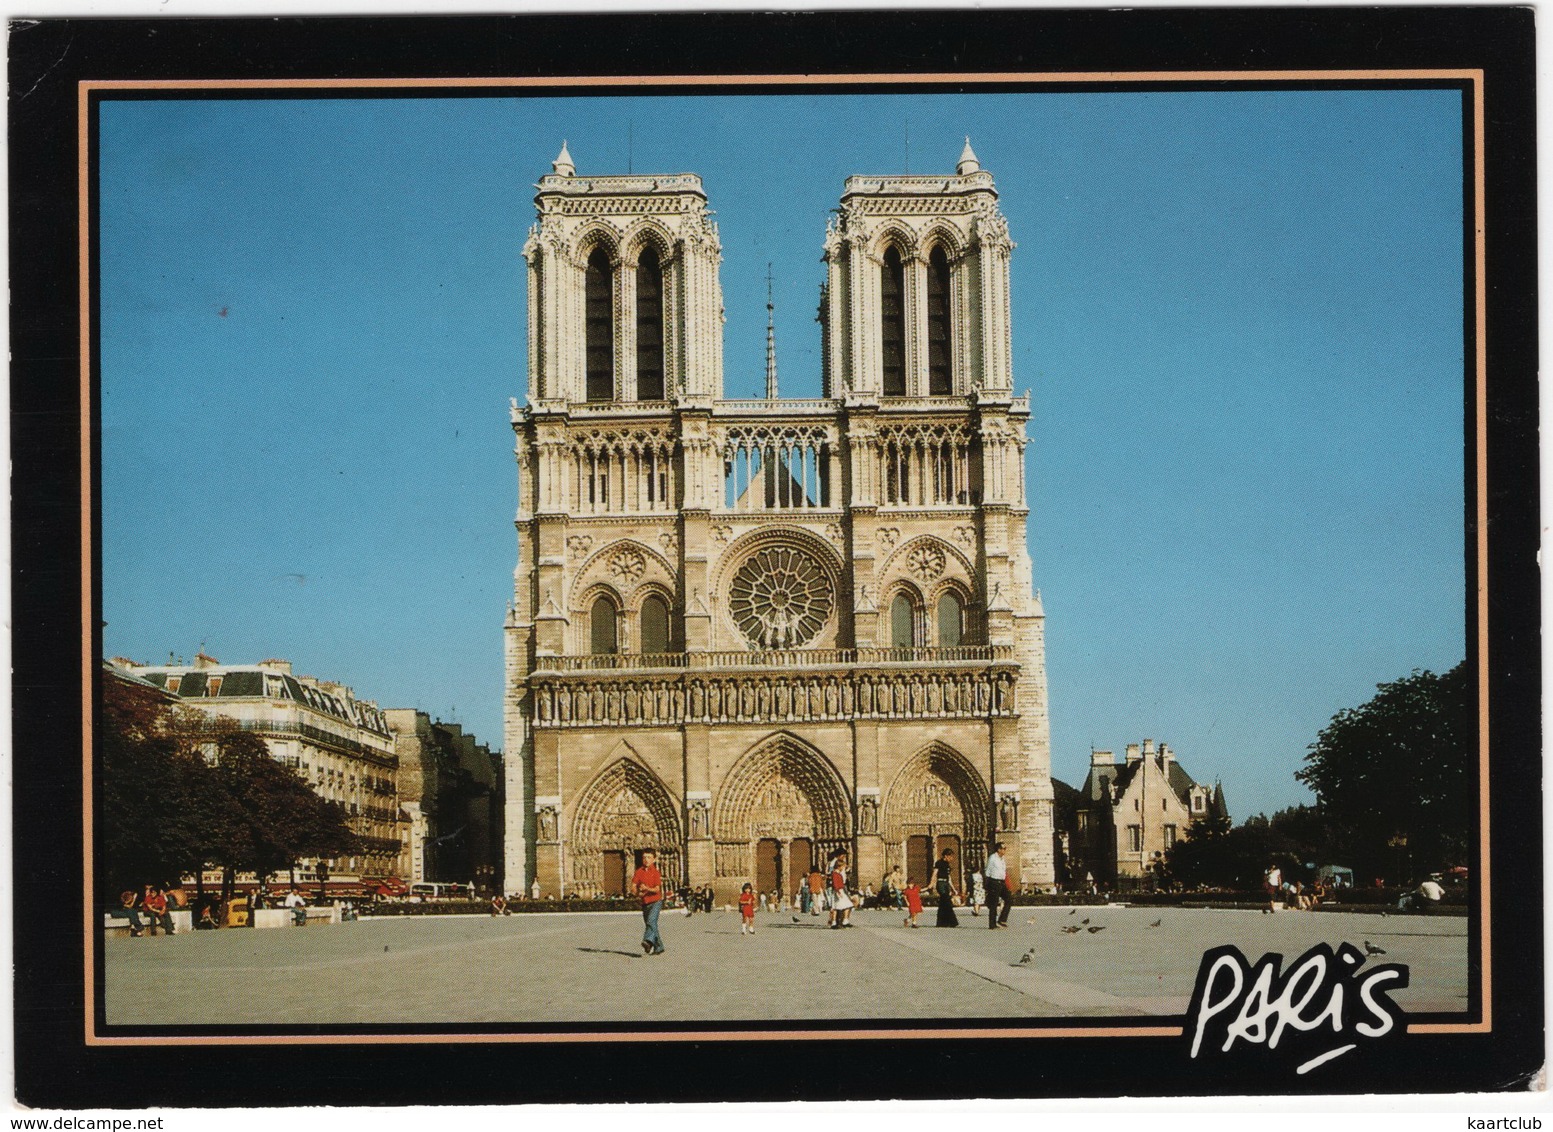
(712, 734, 852, 901)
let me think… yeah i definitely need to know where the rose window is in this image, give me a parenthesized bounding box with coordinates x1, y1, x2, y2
(907, 543, 946, 580)
(729, 547, 833, 649)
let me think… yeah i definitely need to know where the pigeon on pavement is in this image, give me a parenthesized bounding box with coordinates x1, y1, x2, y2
(1087, 925, 1107, 933)
(1147, 919, 1162, 928)
(1080, 917, 1091, 925)
(1017, 948, 1037, 965)
(1060, 925, 1081, 934)
(1363, 940, 1387, 956)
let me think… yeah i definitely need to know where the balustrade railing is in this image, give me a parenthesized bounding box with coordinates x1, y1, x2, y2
(234, 719, 399, 765)
(715, 398, 838, 414)
(534, 644, 1011, 673)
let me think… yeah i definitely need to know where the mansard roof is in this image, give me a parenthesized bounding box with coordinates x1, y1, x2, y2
(133, 663, 391, 737)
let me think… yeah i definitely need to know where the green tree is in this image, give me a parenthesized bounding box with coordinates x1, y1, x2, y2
(1165, 811, 1234, 888)
(99, 677, 216, 898)
(204, 723, 358, 899)
(1296, 661, 1472, 882)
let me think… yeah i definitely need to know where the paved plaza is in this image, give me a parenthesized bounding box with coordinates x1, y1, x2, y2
(102, 904, 1470, 1027)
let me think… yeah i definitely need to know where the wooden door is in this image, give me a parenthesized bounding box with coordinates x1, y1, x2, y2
(789, 839, 812, 894)
(755, 838, 781, 896)
(906, 835, 933, 887)
(601, 850, 627, 897)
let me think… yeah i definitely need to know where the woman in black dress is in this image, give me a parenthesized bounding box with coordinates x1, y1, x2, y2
(933, 849, 960, 927)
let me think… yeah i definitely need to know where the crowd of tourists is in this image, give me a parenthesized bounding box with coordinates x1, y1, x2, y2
(628, 841, 1020, 953)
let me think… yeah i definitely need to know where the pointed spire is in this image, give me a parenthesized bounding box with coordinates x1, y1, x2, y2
(552, 140, 575, 177)
(956, 136, 980, 175)
(765, 263, 778, 400)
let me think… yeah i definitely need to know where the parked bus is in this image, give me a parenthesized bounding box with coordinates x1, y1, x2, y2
(407, 881, 475, 902)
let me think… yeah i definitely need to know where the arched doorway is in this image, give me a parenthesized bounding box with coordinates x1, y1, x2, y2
(569, 754, 681, 895)
(713, 734, 851, 900)
(883, 743, 991, 893)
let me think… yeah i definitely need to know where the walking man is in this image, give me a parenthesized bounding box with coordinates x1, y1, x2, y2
(633, 848, 666, 956)
(984, 842, 1011, 929)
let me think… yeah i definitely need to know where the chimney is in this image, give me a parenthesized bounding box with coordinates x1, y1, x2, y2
(1125, 743, 1141, 764)
(259, 658, 292, 674)
(1161, 743, 1174, 767)
(194, 651, 220, 669)
(1142, 738, 1156, 756)
(1090, 749, 1116, 767)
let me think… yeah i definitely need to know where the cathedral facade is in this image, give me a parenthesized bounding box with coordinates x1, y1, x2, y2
(503, 141, 1054, 901)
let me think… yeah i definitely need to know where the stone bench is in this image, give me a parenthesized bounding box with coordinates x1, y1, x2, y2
(103, 910, 192, 937)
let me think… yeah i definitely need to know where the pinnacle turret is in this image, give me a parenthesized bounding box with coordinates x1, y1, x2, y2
(956, 137, 980, 175)
(552, 141, 575, 177)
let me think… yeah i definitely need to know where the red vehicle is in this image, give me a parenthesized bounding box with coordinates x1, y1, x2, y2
(365, 876, 409, 899)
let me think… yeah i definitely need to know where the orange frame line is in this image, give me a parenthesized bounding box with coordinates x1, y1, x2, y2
(77, 67, 1492, 1047)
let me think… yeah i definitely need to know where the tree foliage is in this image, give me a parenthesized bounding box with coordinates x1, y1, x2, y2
(1296, 661, 1472, 879)
(98, 677, 358, 900)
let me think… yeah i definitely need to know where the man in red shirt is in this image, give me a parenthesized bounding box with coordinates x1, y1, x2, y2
(632, 848, 666, 956)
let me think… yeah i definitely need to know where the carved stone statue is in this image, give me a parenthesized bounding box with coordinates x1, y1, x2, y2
(538, 807, 558, 842)
(858, 796, 879, 835)
(689, 801, 709, 840)
(999, 795, 1019, 831)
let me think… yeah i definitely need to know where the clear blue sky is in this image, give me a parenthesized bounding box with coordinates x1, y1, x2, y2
(99, 89, 1466, 820)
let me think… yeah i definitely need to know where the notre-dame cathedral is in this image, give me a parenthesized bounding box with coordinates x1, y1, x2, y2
(504, 140, 1054, 901)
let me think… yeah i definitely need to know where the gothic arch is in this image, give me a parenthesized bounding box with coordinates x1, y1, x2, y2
(620, 220, 676, 268)
(569, 748, 682, 891)
(574, 222, 621, 264)
(920, 222, 967, 262)
(712, 732, 852, 879)
(575, 538, 676, 601)
(882, 742, 993, 872)
(881, 534, 975, 591)
(870, 223, 919, 262)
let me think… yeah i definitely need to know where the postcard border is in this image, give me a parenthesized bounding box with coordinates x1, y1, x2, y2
(78, 66, 1490, 1049)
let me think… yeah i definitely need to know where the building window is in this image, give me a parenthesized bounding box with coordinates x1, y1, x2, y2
(1164, 824, 1177, 849)
(927, 245, 952, 394)
(1192, 794, 1206, 813)
(1127, 825, 1142, 853)
(640, 593, 671, 654)
(890, 592, 917, 649)
(881, 245, 906, 396)
(1077, 811, 1089, 833)
(166, 676, 181, 693)
(206, 676, 222, 697)
(936, 591, 964, 647)
(590, 595, 619, 655)
(585, 247, 614, 402)
(635, 247, 664, 400)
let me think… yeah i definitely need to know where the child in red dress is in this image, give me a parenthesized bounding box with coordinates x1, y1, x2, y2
(903, 881, 923, 928)
(738, 882, 757, 936)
